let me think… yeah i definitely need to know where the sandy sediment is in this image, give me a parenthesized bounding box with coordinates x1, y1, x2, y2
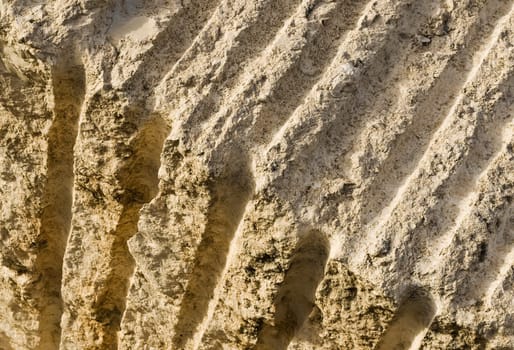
(0, 0, 513, 349)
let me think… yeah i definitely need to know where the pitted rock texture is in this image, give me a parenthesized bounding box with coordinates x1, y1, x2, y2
(0, 0, 513, 349)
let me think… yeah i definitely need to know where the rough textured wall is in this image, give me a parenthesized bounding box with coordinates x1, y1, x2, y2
(0, 0, 513, 349)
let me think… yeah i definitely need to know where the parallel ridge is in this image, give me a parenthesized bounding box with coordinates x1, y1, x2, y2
(196, 0, 513, 349)
(114, 0, 221, 101)
(155, 0, 302, 130)
(46, 0, 514, 348)
(125, 0, 372, 347)
(183, 0, 375, 346)
(119, 0, 305, 347)
(254, 0, 435, 193)
(353, 2, 513, 285)
(129, 0, 371, 346)
(419, 134, 513, 348)
(348, 4, 512, 348)
(198, 0, 438, 347)
(484, 235, 514, 308)
(420, 83, 513, 276)
(150, 0, 375, 156)
(438, 130, 513, 306)
(206, 0, 371, 149)
(357, 0, 514, 225)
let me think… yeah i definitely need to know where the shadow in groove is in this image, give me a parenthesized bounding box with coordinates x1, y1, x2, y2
(36, 62, 85, 349)
(375, 286, 436, 350)
(91, 113, 169, 348)
(255, 230, 329, 350)
(172, 150, 255, 348)
(0, 331, 14, 350)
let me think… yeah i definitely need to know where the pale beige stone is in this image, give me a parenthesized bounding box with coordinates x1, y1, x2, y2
(0, 0, 513, 349)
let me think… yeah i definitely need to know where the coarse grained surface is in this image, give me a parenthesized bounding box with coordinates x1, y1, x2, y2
(0, 0, 513, 349)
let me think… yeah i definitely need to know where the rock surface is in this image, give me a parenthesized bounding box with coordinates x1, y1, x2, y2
(0, 0, 513, 349)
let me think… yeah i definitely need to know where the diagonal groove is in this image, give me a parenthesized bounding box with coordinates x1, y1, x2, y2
(434, 158, 513, 308)
(246, 0, 370, 146)
(354, 4, 514, 277)
(386, 72, 514, 280)
(260, 0, 427, 155)
(24, 0, 513, 348)
(438, 135, 514, 306)
(471, 202, 514, 303)
(428, 83, 513, 249)
(196, 0, 375, 151)
(484, 237, 514, 308)
(116, 2, 300, 346)
(119, 0, 221, 100)
(262, 0, 435, 193)
(137, 1, 371, 345)
(118, 2, 305, 345)
(159, 0, 302, 135)
(197, 1, 439, 345)
(362, 0, 514, 225)
(188, 0, 383, 343)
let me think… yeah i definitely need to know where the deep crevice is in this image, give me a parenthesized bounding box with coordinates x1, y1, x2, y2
(58, 3, 219, 347)
(255, 230, 329, 350)
(35, 62, 85, 350)
(90, 114, 169, 348)
(171, 150, 255, 348)
(375, 287, 436, 350)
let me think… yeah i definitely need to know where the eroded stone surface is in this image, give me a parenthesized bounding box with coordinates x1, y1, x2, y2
(0, 0, 513, 349)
